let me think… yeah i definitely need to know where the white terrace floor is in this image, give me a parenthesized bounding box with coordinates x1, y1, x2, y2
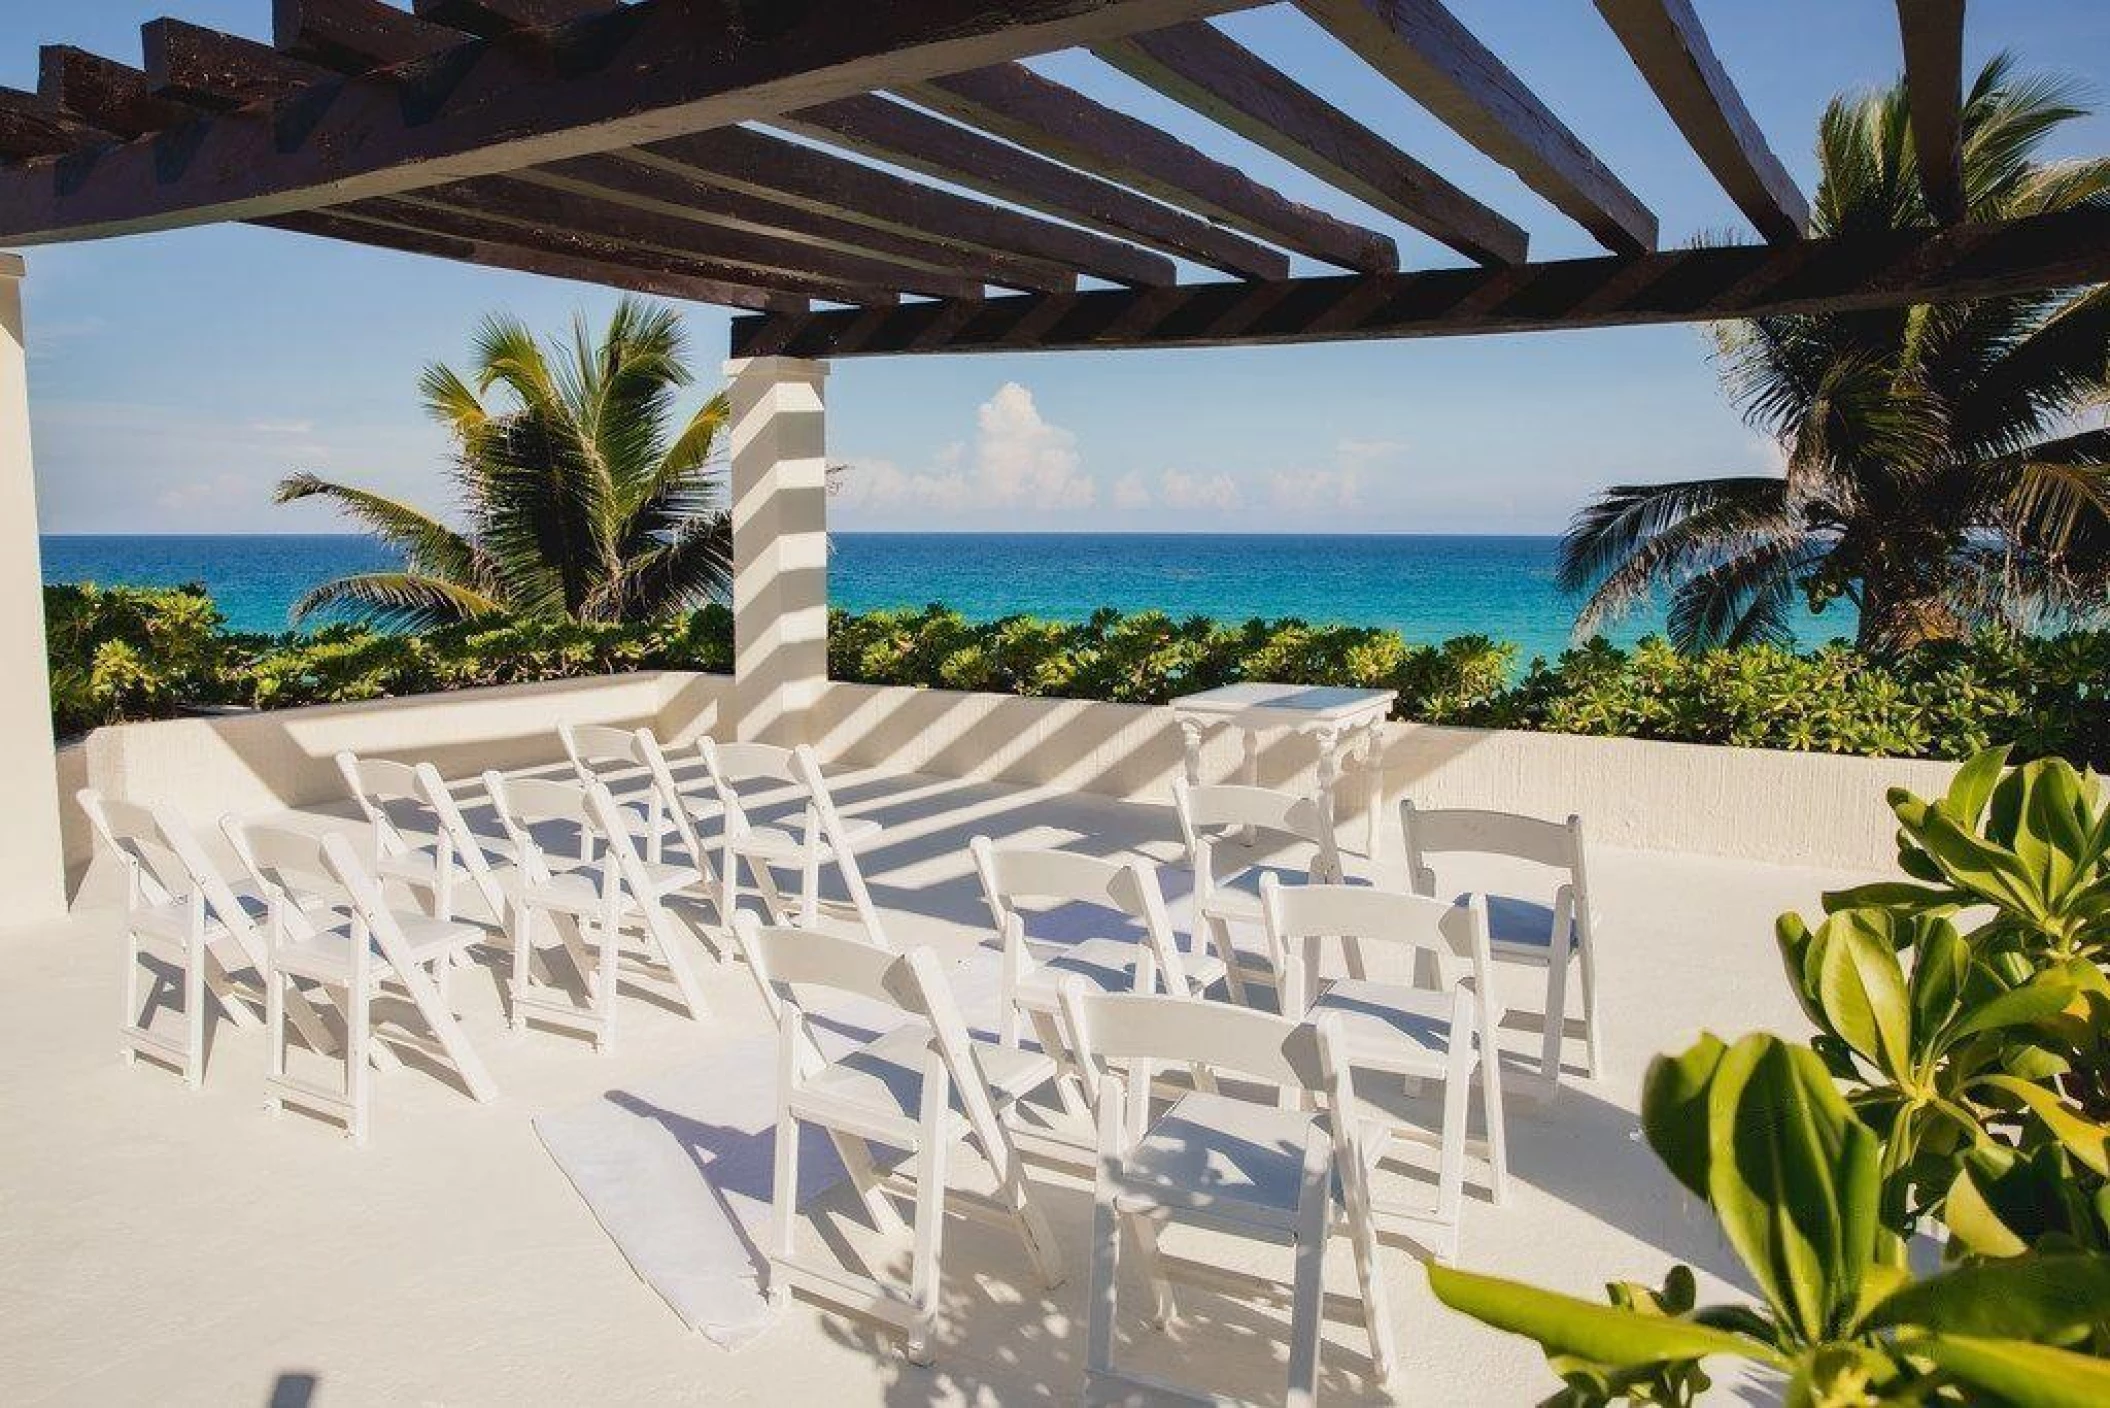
(0, 762, 1845, 1406)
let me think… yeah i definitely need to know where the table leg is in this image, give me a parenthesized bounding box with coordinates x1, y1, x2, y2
(1238, 728, 1262, 845)
(1364, 718, 1388, 861)
(1313, 724, 1344, 854)
(1178, 718, 1206, 788)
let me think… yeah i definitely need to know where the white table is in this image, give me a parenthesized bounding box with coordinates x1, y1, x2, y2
(1170, 683, 1397, 858)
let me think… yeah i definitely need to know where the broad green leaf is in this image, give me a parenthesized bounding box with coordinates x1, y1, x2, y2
(1981, 1076, 2110, 1177)
(1942, 1161, 2032, 1257)
(1912, 1333, 2110, 1408)
(1425, 1265, 1785, 1369)
(1938, 747, 2010, 827)
(1916, 807, 2052, 922)
(1907, 919, 1966, 1043)
(1818, 880, 1961, 915)
(1704, 1036, 1872, 1342)
(1948, 973, 2080, 1042)
(1816, 914, 1912, 1076)
(1774, 914, 1829, 1030)
(1866, 1253, 2110, 1336)
(1641, 1034, 1728, 1202)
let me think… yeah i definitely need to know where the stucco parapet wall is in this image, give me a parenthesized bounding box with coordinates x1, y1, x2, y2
(70, 674, 1957, 888)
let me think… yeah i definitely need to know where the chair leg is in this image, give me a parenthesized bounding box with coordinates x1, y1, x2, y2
(1479, 1034, 1512, 1206)
(799, 843, 822, 929)
(1027, 1008, 1092, 1120)
(1001, 1162, 1065, 1290)
(1434, 1049, 1473, 1252)
(263, 959, 286, 1115)
(183, 938, 207, 1089)
(1285, 1195, 1329, 1408)
(1085, 1171, 1123, 1386)
(768, 1108, 801, 1310)
(1206, 917, 1250, 1007)
(345, 980, 371, 1146)
(1540, 945, 1570, 1092)
(830, 1130, 909, 1239)
(119, 928, 141, 1065)
(640, 898, 710, 1022)
(905, 1130, 949, 1367)
(1578, 939, 1603, 1078)
(592, 914, 622, 1056)
(1128, 1210, 1177, 1329)
(1340, 1162, 1398, 1384)
(508, 906, 534, 1032)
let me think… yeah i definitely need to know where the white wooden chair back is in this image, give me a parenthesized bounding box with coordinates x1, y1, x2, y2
(79, 790, 189, 910)
(482, 771, 602, 889)
(1061, 983, 1332, 1099)
(559, 721, 651, 774)
(696, 738, 798, 837)
(736, 915, 1006, 1151)
(221, 821, 388, 996)
(1173, 778, 1340, 874)
(1401, 803, 1586, 894)
(970, 838, 1191, 993)
(335, 752, 429, 853)
(1262, 877, 1493, 1018)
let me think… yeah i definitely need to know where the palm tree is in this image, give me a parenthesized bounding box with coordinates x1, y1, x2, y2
(277, 298, 732, 629)
(1560, 55, 2110, 653)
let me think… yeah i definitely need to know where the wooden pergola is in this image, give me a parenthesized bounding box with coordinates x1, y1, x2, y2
(0, 0, 2101, 916)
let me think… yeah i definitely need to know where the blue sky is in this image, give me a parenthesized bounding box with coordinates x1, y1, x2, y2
(5, 0, 2107, 536)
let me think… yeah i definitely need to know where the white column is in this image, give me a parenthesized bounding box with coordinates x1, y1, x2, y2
(724, 356, 830, 746)
(0, 254, 66, 922)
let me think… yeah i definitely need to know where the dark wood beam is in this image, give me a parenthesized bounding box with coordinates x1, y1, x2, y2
(1094, 21, 1526, 264)
(1595, 0, 1805, 242)
(411, 0, 608, 40)
(779, 94, 1289, 279)
(259, 206, 810, 310)
(528, 154, 1078, 292)
(37, 47, 198, 140)
(731, 204, 2110, 358)
(401, 176, 987, 299)
(635, 125, 1173, 287)
(1298, 0, 1658, 254)
(0, 0, 1263, 245)
(331, 196, 901, 305)
(911, 63, 1397, 272)
(274, 0, 472, 72)
(0, 88, 113, 162)
(1897, 0, 1966, 223)
(143, 18, 336, 111)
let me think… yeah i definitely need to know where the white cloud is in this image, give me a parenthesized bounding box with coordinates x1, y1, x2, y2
(156, 473, 253, 514)
(1157, 467, 1243, 513)
(840, 382, 1096, 515)
(248, 418, 317, 436)
(1111, 471, 1152, 509)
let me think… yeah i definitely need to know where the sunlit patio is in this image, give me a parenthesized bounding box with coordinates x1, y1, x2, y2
(8, 750, 1852, 1406)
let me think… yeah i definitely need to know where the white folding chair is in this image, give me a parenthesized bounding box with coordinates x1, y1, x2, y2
(224, 820, 496, 1143)
(970, 839, 1227, 1109)
(1173, 777, 1347, 1007)
(80, 789, 268, 1087)
(482, 771, 711, 1051)
(1400, 802, 1603, 1090)
(697, 738, 888, 946)
(558, 721, 707, 868)
(1267, 878, 1508, 1258)
(737, 915, 1063, 1365)
(338, 752, 514, 927)
(1058, 983, 1396, 1406)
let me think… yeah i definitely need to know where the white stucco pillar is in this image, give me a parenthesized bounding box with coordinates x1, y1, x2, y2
(724, 356, 830, 745)
(0, 255, 66, 923)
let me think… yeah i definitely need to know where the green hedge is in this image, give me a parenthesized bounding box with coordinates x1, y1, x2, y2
(42, 586, 2110, 767)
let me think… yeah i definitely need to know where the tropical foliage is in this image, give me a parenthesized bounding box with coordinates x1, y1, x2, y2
(42, 589, 2110, 768)
(1561, 56, 2110, 654)
(277, 298, 732, 629)
(1430, 750, 2110, 1405)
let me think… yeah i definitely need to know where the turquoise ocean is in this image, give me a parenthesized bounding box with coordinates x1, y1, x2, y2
(40, 533, 1859, 663)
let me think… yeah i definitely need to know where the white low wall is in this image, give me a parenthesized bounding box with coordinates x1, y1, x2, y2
(807, 681, 1956, 871)
(68, 673, 1955, 900)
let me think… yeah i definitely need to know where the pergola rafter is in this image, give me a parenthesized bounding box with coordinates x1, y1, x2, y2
(0, 0, 2061, 335)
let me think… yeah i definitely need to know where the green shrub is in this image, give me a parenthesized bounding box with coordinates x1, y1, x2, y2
(43, 583, 239, 736)
(1430, 750, 2110, 1404)
(42, 586, 2110, 769)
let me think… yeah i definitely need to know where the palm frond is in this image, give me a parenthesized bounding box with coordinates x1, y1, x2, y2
(289, 572, 505, 631)
(1558, 477, 1793, 596)
(583, 512, 732, 621)
(1663, 539, 1827, 651)
(273, 473, 488, 585)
